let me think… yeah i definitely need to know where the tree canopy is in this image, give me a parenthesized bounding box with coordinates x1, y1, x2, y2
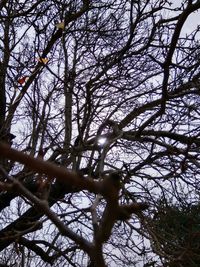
(0, 0, 200, 266)
(150, 203, 200, 267)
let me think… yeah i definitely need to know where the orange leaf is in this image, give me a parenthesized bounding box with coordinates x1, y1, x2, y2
(37, 57, 49, 64)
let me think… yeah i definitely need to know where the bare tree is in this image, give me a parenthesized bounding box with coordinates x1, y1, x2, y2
(0, 0, 200, 266)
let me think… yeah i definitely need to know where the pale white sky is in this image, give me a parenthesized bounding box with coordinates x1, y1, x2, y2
(173, 1, 200, 36)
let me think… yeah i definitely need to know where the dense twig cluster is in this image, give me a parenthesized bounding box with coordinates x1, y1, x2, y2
(0, 1, 200, 266)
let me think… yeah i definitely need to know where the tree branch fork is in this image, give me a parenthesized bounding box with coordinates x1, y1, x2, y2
(0, 142, 148, 265)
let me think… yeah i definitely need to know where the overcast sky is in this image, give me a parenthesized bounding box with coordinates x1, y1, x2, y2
(173, 1, 200, 36)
